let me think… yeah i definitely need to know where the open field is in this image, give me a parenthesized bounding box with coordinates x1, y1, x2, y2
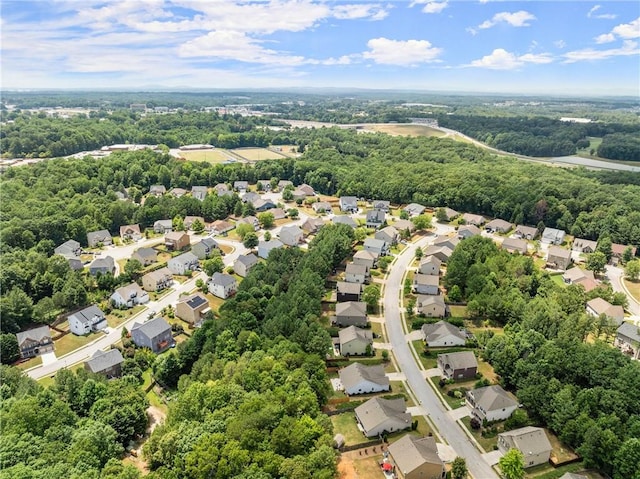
(364, 124, 446, 138)
(179, 149, 236, 163)
(231, 147, 288, 161)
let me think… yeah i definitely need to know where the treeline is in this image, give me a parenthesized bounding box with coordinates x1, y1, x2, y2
(598, 133, 640, 162)
(437, 114, 640, 160)
(442, 237, 640, 479)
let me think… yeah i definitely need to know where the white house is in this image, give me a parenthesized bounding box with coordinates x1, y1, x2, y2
(339, 196, 358, 213)
(354, 397, 411, 438)
(421, 320, 466, 347)
(542, 227, 566, 245)
(466, 385, 518, 423)
(167, 252, 199, 275)
(68, 305, 107, 336)
(234, 253, 259, 277)
(498, 427, 552, 468)
(345, 263, 368, 284)
(363, 238, 387, 256)
(418, 256, 441, 276)
(412, 273, 439, 295)
(279, 225, 303, 246)
(339, 363, 389, 396)
(375, 226, 399, 247)
(110, 282, 149, 309)
(208, 272, 237, 299)
(339, 326, 373, 356)
(258, 239, 284, 259)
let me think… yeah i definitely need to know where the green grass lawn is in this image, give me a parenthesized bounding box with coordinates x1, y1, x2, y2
(330, 412, 365, 445)
(550, 273, 566, 287)
(460, 416, 499, 452)
(623, 278, 640, 303)
(107, 305, 146, 328)
(449, 305, 467, 317)
(55, 331, 100, 357)
(15, 355, 42, 370)
(370, 321, 384, 342)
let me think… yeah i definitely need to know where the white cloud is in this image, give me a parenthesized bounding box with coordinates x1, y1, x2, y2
(333, 4, 389, 21)
(593, 17, 640, 44)
(478, 10, 536, 29)
(587, 5, 617, 20)
(595, 33, 616, 44)
(363, 37, 442, 65)
(411, 0, 449, 14)
(564, 40, 639, 63)
(469, 48, 552, 69)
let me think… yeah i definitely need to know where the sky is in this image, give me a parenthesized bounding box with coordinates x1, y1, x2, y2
(1, 0, 639, 95)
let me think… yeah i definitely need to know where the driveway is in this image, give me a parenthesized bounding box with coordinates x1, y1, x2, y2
(482, 450, 503, 466)
(383, 224, 499, 479)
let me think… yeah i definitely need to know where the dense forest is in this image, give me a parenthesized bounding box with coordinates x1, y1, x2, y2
(442, 236, 640, 479)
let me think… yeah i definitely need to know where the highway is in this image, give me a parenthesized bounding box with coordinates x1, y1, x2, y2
(383, 226, 499, 479)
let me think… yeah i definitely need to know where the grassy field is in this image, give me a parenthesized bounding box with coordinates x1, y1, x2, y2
(449, 305, 467, 317)
(107, 305, 146, 328)
(179, 149, 236, 163)
(15, 355, 42, 370)
(623, 278, 640, 303)
(55, 331, 100, 356)
(331, 412, 364, 445)
(365, 124, 446, 138)
(232, 147, 288, 161)
(576, 136, 602, 158)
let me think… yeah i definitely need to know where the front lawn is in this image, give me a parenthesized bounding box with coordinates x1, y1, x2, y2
(55, 331, 100, 357)
(623, 278, 640, 303)
(107, 305, 146, 328)
(461, 416, 499, 452)
(15, 355, 42, 370)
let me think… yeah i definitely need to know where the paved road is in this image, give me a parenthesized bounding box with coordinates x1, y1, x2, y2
(383, 227, 499, 479)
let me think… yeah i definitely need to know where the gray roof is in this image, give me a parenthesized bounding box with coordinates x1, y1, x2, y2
(336, 301, 367, 318)
(280, 225, 303, 236)
(90, 256, 115, 270)
(548, 245, 571, 260)
(433, 235, 459, 248)
(420, 255, 442, 267)
(515, 225, 538, 238)
(259, 239, 284, 250)
(69, 305, 105, 326)
(172, 251, 198, 263)
(422, 321, 466, 343)
(236, 253, 259, 267)
(403, 203, 426, 215)
(210, 272, 237, 287)
(543, 227, 566, 242)
(55, 239, 81, 257)
(393, 219, 415, 231)
(191, 186, 208, 194)
(87, 229, 111, 244)
(499, 426, 552, 457)
(340, 196, 358, 207)
(417, 295, 446, 309)
(388, 435, 443, 474)
(85, 349, 124, 373)
(354, 249, 378, 260)
(414, 273, 439, 286)
(200, 237, 218, 248)
(345, 263, 368, 276)
(372, 200, 390, 209)
(131, 316, 171, 340)
(486, 219, 513, 231)
(470, 385, 518, 412)
(340, 363, 389, 391)
(502, 237, 528, 254)
(458, 225, 481, 237)
(150, 185, 166, 193)
(332, 215, 357, 228)
(617, 321, 640, 342)
(559, 474, 588, 479)
(587, 297, 624, 319)
(462, 213, 485, 225)
(113, 282, 145, 300)
(438, 351, 477, 371)
(366, 209, 385, 223)
(339, 325, 373, 344)
(337, 281, 362, 295)
(16, 326, 52, 347)
(178, 293, 209, 310)
(363, 238, 386, 250)
(145, 267, 172, 282)
(154, 219, 173, 228)
(354, 397, 409, 433)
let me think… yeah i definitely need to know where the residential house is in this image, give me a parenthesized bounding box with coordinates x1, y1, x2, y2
(336, 281, 362, 302)
(563, 267, 594, 285)
(279, 225, 304, 246)
(258, 239, 284, 259)
(192, 238, 219, 260)
(269, 208, 287, 220)
(418, 256, 441, 276)
(440, 207, 460, 221)
(169, 187, 187, 198)
(422, 321, 466, 347)
(572, 238, 598, 254)
(416, 295, 446, 318)
(412, 273, 439, 295)
(68, 258, 83, 271)
(345, 263, 368, 284)
(149, 184, 166, 196)
(375, 226, 399, 247)
(167, 252, 199, 275)
(165, 231, 190, 251)
(236, 216, 259, 231)
(142, 267, 173, 292)
(131, 317, 174, 353)
(89, 256, 116, 276)
(339, 196, 358, 213)
(612, 243, 637, 264)
(387, 435, 445, 479)
(120, 224, 141, 241)
(353, 249, 378, 271)
(403, 203, 426, 217)
(338, 325, 373, 356)
(191, 186, 208, 201)
(438, 351, 478, 380)
(55, 239, 82, 258)
(16, 326, 54, 359)
(208, 219, 234, 235)
(457, 224, 481, 240)
(339, 363, 389, 396)
(214, 183, 232, 197)
(393, 219, 416, 234)
(372, 200, 390, 212)
(301, 217, 325, 235)
(501, 237, 528, 255)
(466, 385, 518, 423)
(234, 253, 259, 277)
(355, 397, 411, 437)
(547, 246, 572, 270)
(233, 180, 249, 193)
(363, 238, 387, 256)
(334, 301, 368, 327)
(462, 213, 486, 226)
(110, 282, 149, 308)
(295, 183, 315, 197)
(542, 227, 566, 245)
(433, 235, 459, 251)
(615, 322, 640, 360)
(423, 245, 453, 263)
(132, 247, 157, 266)
(332, 215, 358, 228)
(586, 297, 624, 325)
(254, 198, 276, 212)
(514, 225, 539, 240)
(176, 293, 211, 325)
(277, 180, 293, 190)
(485, 219, 513, 234)
(365, 209, 386, 229)
(85, 349, 124, 378)
(87, 229, 112, 248)
(242, 191, 260, 204)
(208, 272, 237, 299)
(184, 216, 205, 230)
(68, 305, 107, 336)
(257, 180, 272, 191)
(312, 201, 333, 214)
(498, 427, 552, 468)
(153, 219, 173, 234)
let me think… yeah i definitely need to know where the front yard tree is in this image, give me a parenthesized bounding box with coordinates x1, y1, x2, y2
(362, 284, 380, 313)
(452, 456, 468, 479)
(353, 227, 367, 243)
(597, 234, 613, 262)
(625, 259, 640, 281)
(243, 232, 259, 249)
(235, 223, 254, 241)
(412, 214, 432, 231)
(499, 449, 525, 479)
(586, 251, 607, 275)
(288, 208, 299, 219)
(191, 218, 205, 234)
(124, 259, 143, 280)
(435, 207, 449, 223)
(258, 212, 275, 229)
(172, 215, 185, 232)
(0, 334, 20, 364)
(203, 257, 224, 276)
(622, 246, 634, 264)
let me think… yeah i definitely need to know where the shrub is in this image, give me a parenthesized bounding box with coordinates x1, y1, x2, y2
(438, 378, 446, 388)
(470, 418, 481, 430)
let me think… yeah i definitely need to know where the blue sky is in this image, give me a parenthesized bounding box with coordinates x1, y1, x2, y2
(1, 1, 639, 95)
